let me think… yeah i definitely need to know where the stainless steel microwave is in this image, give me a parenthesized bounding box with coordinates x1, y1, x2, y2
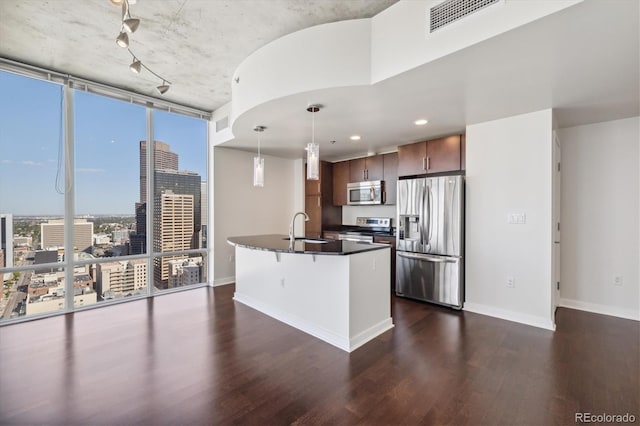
(347, 180, 384, 205)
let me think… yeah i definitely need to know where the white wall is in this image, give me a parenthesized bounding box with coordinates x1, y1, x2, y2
(465, 109, 554, 330)
(371, 0, 581, 83)
(231, 19, 371, 123)
(213, 147, 302, 284)
(558, 117, 639, 320)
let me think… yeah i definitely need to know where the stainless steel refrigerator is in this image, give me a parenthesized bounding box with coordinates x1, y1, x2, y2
(396, 175, 464, 309)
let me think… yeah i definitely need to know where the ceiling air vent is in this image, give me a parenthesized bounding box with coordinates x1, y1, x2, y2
(430, 0, 500, 33)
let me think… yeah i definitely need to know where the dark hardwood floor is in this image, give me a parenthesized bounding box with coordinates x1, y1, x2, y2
(1, 285, 638, 425)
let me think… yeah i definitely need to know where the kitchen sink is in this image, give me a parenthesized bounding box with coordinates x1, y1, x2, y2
(283, 237, 329, 244)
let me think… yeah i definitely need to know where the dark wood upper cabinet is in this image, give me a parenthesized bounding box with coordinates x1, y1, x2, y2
(349, 155, 384, 182)
(305, 167, 322, 196)
(426, 135, 461, 174)
(332, 160, 349, 206)
(382, 152, 398, 205)
(397, 141, 427, 177)
(305, 161, 341, 236)
(365, 155, 384, 181)
(397, 135, 462, 177)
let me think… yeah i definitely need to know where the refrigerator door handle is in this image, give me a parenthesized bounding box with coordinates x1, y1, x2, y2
(426, 186, 432, 244)
(418, 186, 425, 245)
(397, 251, 458, 263)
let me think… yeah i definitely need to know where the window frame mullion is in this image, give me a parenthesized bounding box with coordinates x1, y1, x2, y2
(63, 82, 75, 312)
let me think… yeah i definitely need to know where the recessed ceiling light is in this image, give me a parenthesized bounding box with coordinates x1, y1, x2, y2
(350, 135, 361, 141)
(414, 119, 428, 126)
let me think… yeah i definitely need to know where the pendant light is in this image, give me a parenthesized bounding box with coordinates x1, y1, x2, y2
(253, 126, 266, 187)
(306, 105, 321, 180)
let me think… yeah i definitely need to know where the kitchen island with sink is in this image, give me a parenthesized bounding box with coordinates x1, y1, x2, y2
(227, 235, 393, 352)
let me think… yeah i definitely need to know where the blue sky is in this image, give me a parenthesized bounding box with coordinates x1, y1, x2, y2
(0, 70, 207, 216)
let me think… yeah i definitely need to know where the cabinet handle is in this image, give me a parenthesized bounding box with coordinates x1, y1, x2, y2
(427, 157, 430, 170)
(362, 169, 365, 181)
(422, 157, 426, 171)
(317, 183, 320, 193)
(317, 197, 320, 207)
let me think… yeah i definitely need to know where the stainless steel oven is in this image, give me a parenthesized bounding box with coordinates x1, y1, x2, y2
(347, 181, 384, 205)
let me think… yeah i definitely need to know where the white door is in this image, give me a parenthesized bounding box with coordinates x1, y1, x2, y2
(552, 132, 562, 318)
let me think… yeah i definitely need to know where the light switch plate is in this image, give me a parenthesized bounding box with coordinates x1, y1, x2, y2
(507, 213, 526, 224)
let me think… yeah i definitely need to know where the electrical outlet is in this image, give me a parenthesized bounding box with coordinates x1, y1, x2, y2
(280, 278, 285, 288)
(506, 276, 515, 288)
(614, 276, 623, 286)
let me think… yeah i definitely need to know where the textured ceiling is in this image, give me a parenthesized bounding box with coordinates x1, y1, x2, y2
(0, 0, 397, 112)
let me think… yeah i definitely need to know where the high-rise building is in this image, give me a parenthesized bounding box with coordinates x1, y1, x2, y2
(154, 169, 201, 238)
(96, 259, 147, 299)
(153, 191, 194, 288)
(200, 181, 207, 249)
(132, 169, 201, 255)
(40, 219, 93, 253)
(0, 213, 13, 268)
(139, 140, 178, 203)
(133, 141, 181, 255)
(130, 202, 147, 255)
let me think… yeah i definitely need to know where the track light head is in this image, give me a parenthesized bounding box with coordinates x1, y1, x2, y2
(115, 31, 129, 48)
(156, 82, 170, 95)
(129, 59, 142, 74)
(123, 18, 140, 33)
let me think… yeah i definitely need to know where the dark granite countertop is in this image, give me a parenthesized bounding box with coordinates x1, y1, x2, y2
(227, 234, 391, 255)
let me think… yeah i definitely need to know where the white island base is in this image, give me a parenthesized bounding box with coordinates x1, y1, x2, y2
(233, 246, 393, 352)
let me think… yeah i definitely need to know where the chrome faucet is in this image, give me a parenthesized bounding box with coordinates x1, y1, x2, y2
(289, 211, 309, 240)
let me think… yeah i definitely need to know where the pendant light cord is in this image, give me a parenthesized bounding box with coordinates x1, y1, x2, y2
(312, 110, 315, 145)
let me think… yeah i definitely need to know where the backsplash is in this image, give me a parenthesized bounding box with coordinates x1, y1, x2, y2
(342, 205, 396, 226)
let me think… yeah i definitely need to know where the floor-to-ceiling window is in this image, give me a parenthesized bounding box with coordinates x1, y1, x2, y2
(0, 65, 210, 323)
(74, 90, 147, 306)
(0, 71, 66, 319)
(152, 111, 208, 292)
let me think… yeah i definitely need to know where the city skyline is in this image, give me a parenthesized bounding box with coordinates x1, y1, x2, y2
(0, 70, 207, 216)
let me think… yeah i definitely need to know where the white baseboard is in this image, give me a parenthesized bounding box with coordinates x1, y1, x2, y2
(349, 319, 394, 352)
(464, 302, 556, 331)
(559, 298, 640, 321)
(211, 276, 235, 287)
(233, 292, 392, 352)
(234, 292, 350, 351)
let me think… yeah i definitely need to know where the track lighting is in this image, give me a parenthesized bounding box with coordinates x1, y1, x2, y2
(116, 31, 129, 48)
(113, 1, 173, 94)
(129, 58, 142, 74)
(156, 82, 170, 95)
(123, 18, 140, 33)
